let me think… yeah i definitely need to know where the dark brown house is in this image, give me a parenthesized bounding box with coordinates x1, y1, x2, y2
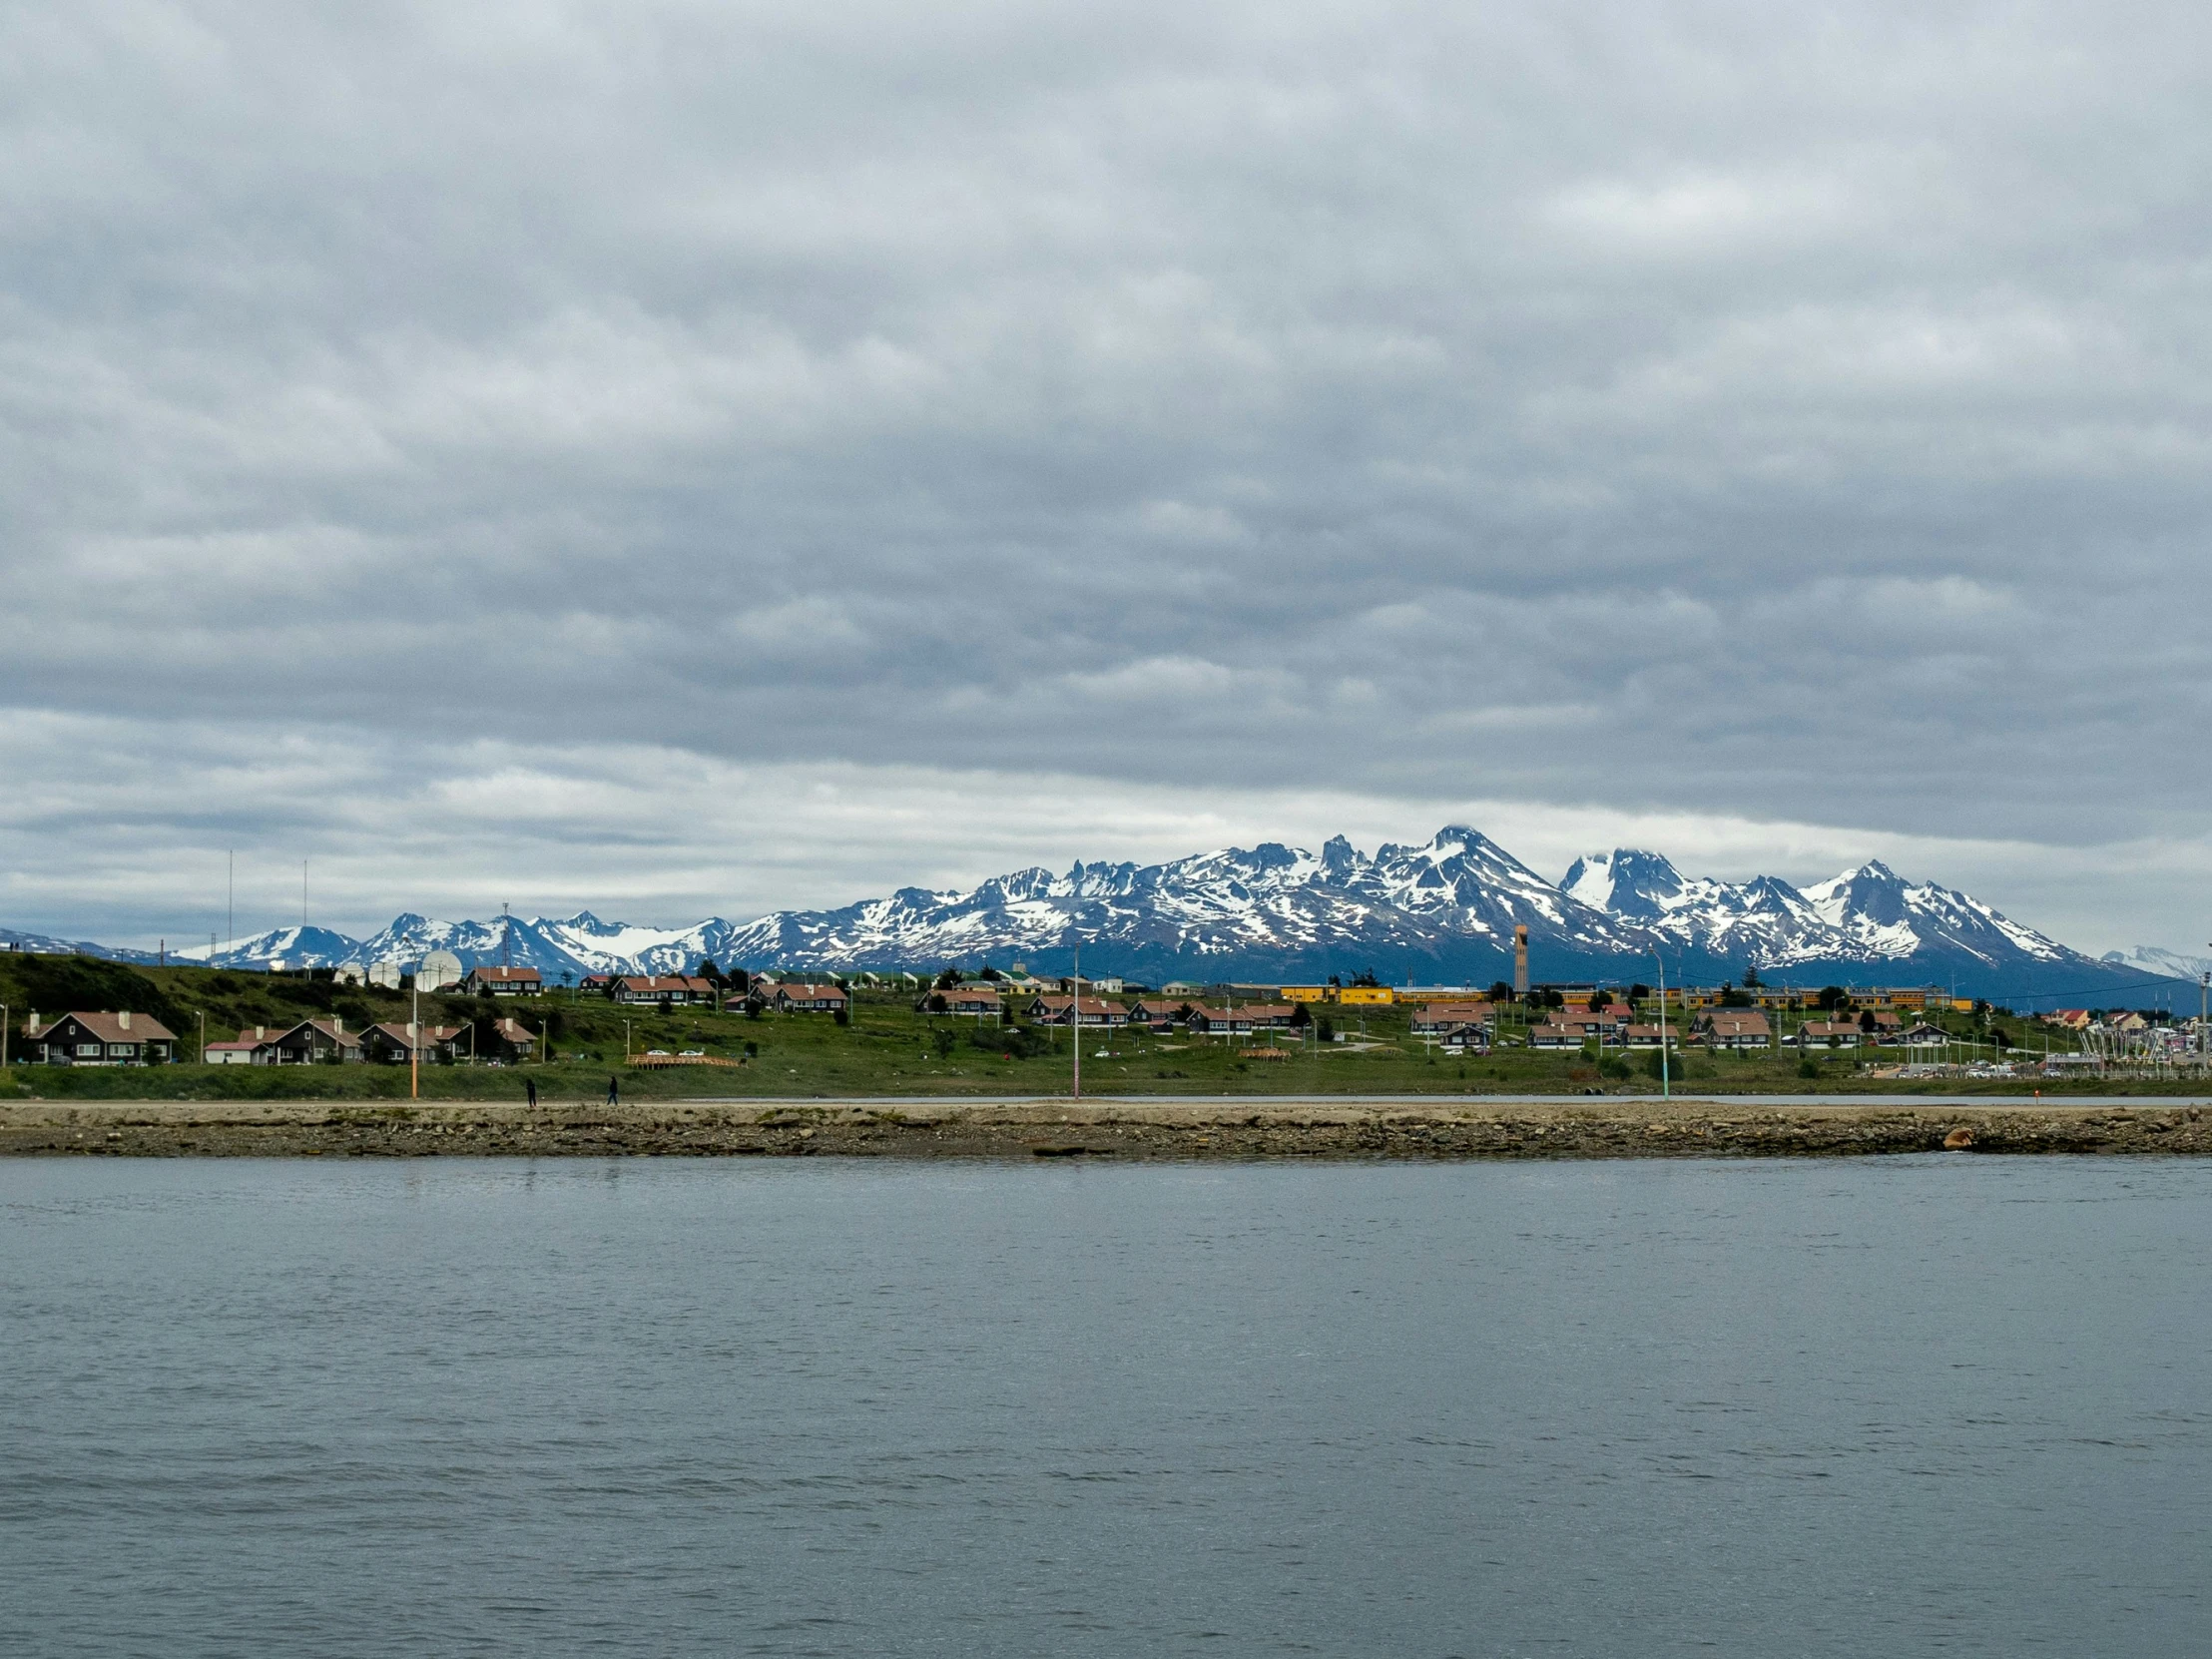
(22, 1010, 177, 1066)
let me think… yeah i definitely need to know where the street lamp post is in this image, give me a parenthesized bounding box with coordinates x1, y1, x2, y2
(1653, 952, 1670, 1101)
(1072, 946, 1081, 1103)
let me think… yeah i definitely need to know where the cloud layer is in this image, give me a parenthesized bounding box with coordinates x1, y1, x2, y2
(5, 2, 2210, 949)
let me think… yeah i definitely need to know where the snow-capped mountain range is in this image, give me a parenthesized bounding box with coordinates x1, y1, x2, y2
(5, 826, 2194, 1005)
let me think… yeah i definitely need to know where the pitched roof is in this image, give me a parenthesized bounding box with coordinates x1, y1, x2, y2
(1698, 1010, 1771, 1031)
(618, 975, 715, 993)
(1033, 995, 1126, 1016)
(467, 964, 541, 982)
(27, 1011, 177, 1043)
(363, 1022, 462, 1045)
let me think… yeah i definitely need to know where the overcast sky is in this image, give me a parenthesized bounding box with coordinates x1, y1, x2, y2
(5, 0, 2211, 953)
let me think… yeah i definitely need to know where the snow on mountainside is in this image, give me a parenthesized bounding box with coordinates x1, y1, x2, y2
(2103, 945, 2212, 983)
(1559, 850, 2073, 974)
(8, 827, 2193, 1002)
(1, 927, 164, 964)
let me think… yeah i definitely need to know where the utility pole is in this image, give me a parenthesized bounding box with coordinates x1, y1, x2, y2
(227, 850, 234, 959)
(1654, 951, 1670, 1100)
(410, 966, 420, 1102)
(2, 1002, 9, 1071)
(1072, 945, 1081, 1102)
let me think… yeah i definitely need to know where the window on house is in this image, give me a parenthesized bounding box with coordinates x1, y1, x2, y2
(76, 1042, 102, 1056)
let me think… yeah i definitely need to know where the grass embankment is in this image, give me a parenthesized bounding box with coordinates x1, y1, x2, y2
(1, 956, 2198, 1099)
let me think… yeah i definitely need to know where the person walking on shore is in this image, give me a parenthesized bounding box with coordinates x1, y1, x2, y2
(606, 1075, 619, 1107)
(525, 1076, 538, 1110)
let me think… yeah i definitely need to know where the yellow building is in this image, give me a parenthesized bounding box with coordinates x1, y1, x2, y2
(1337, 986, 1394, 1006)
(1280, 985, 1334, 1004)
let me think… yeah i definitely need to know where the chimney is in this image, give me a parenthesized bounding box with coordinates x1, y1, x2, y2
(118, 1011, 131, 1030)
(1512, 924, 1529, 997)
(332, 1015, 343, 1033)
(256, 1025, 266, 1040)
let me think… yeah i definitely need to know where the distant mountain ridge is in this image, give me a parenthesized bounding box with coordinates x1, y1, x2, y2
(7, 826, 2194, 1005)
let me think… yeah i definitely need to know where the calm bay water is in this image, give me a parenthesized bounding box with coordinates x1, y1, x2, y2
(2, 1156, 2207, 1657)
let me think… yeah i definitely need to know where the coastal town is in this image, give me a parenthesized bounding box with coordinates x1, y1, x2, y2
(6, 947, 2206, 1085)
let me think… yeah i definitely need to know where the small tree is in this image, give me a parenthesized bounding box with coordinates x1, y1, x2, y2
(1317, 1015, 1335, 1043)
(1488, 980, 1514, 1003)
(1288, 1002, 1312, 1029)
(935, 967, 961, 990)
(1859, 1008, 1877, 1034)
(1817, 985, 1847, 1013)
(696, 956, 725, 988)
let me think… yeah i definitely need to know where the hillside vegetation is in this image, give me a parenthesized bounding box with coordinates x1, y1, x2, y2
(0, 959, 2189, 1100)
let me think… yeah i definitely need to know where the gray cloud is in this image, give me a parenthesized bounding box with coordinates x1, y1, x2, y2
(6, 1, 2212, 943)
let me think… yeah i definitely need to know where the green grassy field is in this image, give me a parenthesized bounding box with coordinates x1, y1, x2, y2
(0, 955, 2195, 1099)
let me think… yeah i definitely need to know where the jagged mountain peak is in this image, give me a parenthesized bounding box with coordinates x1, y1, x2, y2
(9, 826, 2174, 1001)
(1562, 848, 1689, 916)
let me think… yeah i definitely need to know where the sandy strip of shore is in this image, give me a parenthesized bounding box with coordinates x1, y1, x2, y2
(3, 1096, 2207, 1158)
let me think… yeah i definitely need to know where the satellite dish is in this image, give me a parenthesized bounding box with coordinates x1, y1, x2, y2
(418, 950, 464, 991)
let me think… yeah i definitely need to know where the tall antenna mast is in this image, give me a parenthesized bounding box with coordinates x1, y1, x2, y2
(502, 902, 512, 971)
(227, 850, 234, 960)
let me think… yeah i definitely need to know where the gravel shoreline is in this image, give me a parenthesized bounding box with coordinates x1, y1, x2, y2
(4, 1098, 2209, 1158)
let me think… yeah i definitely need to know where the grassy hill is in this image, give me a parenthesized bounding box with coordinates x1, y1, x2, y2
(0, 958, 2177, 1100)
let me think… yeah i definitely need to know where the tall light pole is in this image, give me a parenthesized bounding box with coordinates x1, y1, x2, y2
(1071, 945, 1081, 1102)
(410, 958, 422, 1102)
(2, 1002, 9, 1072)
(1653, 951, 1670, 1100)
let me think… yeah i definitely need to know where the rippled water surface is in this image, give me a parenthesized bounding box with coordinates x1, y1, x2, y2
(3, 1156, 2208, 1656)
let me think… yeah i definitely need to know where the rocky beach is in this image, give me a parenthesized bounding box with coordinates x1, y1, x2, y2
(5, 1096, 2209, 1159)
